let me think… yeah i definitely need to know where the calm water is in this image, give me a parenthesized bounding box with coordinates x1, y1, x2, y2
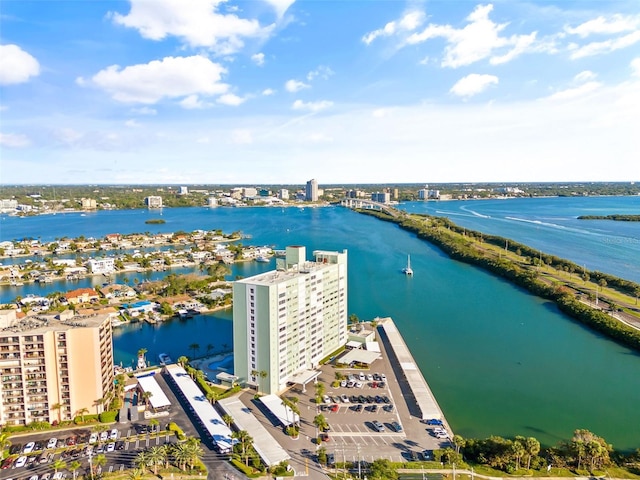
(2, 201, 640, 450)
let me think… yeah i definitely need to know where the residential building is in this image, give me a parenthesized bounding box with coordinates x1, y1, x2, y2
(0, 310, 114, 426)
(81, 198, 97, 209)
(86, 257, 115, 275)
(64, 288, 100, 305)
(145, 196, 163, 208)
(305, 179, 319, 201)
(233, 245, 348, 394)
(179, 186, 189, 195)
(278, 189, 289, 200)
(207, 197, 218, 208)
(371, 192, 391, 204)
(418, 185, 440, 200)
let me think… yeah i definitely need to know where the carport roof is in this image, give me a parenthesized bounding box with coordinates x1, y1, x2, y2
(338, 348, 381, 365)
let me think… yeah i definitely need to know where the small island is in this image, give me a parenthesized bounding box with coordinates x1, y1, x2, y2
(145, 218, 166, 224)
(577, 214, 640, 221)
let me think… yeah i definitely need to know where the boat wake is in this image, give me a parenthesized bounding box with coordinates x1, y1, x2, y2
(504, 217, 595, 236)
(460, 206, 491, 218)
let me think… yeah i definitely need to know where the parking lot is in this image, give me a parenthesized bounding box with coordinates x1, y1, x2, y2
(0, 422, 176, 480)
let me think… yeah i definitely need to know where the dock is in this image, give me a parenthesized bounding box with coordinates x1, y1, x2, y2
(376, 317, 451, 426)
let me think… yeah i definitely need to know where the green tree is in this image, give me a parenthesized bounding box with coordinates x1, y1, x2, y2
(177, 355, 189, 367)
(368, 458, 398, 480)
(524, 436, 540, 470)
(232, 430, 253, 466)
(53, 459, 67, 474)
(93, 454, 107, 474)
(148, 445, 166, 475)
(69, 460, 82, 480)
(206, 390, 219, 405)
(222, 414, 233, 427)
(259, 370, 268, 394)
(149, 418, 160, 433)
(135, 450, 151, 473)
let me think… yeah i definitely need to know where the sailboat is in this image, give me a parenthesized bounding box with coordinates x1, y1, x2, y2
(402, 255, 414, 276)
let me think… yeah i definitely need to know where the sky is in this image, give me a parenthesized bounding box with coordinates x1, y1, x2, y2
(1, 0, 639, 185)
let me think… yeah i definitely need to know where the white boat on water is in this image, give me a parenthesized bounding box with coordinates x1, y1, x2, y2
(255, 255, 270, 263)
(402, 255, 414, 276)
(159, 353, 172, 365)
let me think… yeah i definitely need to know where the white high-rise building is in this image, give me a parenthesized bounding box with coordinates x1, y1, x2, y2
(305, 179, 319, 201)
(233, 246, 348, 394)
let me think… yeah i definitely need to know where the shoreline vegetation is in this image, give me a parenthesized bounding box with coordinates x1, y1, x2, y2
(577, 214, 640, 221)
(357, 208, 640, 352)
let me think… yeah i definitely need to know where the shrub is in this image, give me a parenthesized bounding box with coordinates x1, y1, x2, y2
(98, 410, 117, 423)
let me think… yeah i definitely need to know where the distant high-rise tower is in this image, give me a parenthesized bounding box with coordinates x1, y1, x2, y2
(305, 179, 319, 201)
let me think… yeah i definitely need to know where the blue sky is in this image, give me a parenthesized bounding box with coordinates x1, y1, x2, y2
(1, 0, 639, 185)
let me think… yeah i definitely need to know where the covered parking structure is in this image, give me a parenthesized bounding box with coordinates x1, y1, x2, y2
(136, 372, 171, 411)
(287, 369, 321, 393)
(164, 364, 235, 453)
(336, 348, 381, 367)
(218, 396, 290, 467)
(259, 394, 300, 428)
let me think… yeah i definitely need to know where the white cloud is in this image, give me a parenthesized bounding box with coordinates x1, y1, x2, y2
(450, 73, 499, 98)
(632, 58, 640, 77)
(0, 132, 30, 147)
(362, 10, 425, 45)
(372, 108, 390, 118)
(110, 0, 273, 54)
(251, 52, 265, 66)
(131, 106, 157, 115)
(232, 129, 253, 144)
(56, 128, 83, 145)
(84, 55, 229, 104)
(180, 94, 207, 109)
(569, 30, 640, 59)
(292, 99, 333, 112)
(262, 88, 276, 96)
(285, 79, 309, 92)
(125, 119, 142, 128)
(217, 93, 245, 106)
(0, 44, 40, 85)
(574, 70, 596, 82)
(547, 81, 602, 101)
(565, 14, 640, 38)
(307, 65, 334, 81)
(406, 4, 538, 68)
(263, 0, 295, 19)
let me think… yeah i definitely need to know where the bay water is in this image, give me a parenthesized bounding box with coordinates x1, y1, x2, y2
(1, 198, 639, 450)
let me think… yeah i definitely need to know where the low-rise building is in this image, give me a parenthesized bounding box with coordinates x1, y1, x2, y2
(87, 257, 115, 275)
(64, 288, 100, 305)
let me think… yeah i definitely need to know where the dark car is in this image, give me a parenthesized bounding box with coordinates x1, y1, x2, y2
(382, 395, 390, 403)
(358, 395, 366, 403)
(390, 421, 403, 432)
(375, 395, 383, 403)
(115, 441, 125, 450)
(383, 404, 394, 412)
(354, 404, 363, 412)
(9, 444, 22, 455)
(421, 450, 434, 461)
(424, 418, 443, 426)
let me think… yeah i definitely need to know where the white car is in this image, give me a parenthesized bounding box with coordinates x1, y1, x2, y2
(100, 431, 108, 442)
(52, 473, 66, 480)
(14, 456, 28, 468)
(106, 442, 115, 452)
(28, 475, 38, 480)
(109, 428, 118, 440)
(339, 380, 347, 387)
(355, 381, 363, 388)
(358, 372, 366, 381)
(340, 394, 349, 403)
(23, 442, 36, 454)
(323, 395, 331, 404)
(46, 438, 57, 449)
(41, 474, 52, 480)
(89, 433, 98, 444)
(366, 374, 373, 381)
(380, 373, 387, 381)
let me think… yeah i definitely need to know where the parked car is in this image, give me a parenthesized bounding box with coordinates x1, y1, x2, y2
(109, 428, 118, 440)
(89, 433, 98, 444)
(330, 404, 339, 412)
(424, 418, 443, 426)
(99, 431, 108, 442)
(1, 457, 15, 469)
(46, 438, 57, 449)
(372, 420, 385, 432)
(9, 444, 22, 455)
(322, 395, 330, 404)
(107, 442, 115, 452)
(340, 394, 349, 403)
(14, 456, 28, 469)
(23, 442, 36, 454)
(115, 441, 125, 451)
(339, 380, 347, 387)
(41, 473, 52, 480)
(391, 421, 403, 432)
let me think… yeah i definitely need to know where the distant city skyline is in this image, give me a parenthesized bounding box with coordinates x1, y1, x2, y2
(1, 1, 639, 184)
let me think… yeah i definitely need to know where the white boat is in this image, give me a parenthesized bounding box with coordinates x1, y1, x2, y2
(402, 255, 414, 276)
(158, 353, 172, 365)
(255, 255, 270, 263)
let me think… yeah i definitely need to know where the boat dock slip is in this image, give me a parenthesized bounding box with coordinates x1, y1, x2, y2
(218, 396, 290, 467)
(377, 317, 448, 423)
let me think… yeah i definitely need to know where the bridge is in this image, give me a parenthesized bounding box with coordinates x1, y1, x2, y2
(339, 198, 400, 217)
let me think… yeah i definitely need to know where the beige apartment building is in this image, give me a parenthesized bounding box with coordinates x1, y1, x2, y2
(0, 310, 114, 426)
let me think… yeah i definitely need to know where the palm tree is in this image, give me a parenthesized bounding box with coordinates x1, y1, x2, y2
(231, 430, 253, 466)
(51, 402, 63, 424)
(141, 390, 153, 408)
(0, 431, 12, 455)
(222, 414, 233, 427)
(183, 439, 204, 470)
(259, 370, 268, 394)
(76, 407, 89, 423)
(314, 382, 325, 403)
(93, 454, 107, 474)
(189, 343, 200, 359)
(206, 390, 219, 405)
(137, 347, 147, 364)
(313, 414, 328, 438)
(177, 355, 189, 367)
(149, 418, 160, 433)
(172, 443, 190, 471)
(93, 397, 105, 415)
(53, 459, 67, 474)
(69, 460, 82, 480)
(148, 445, 166, 475)
(135, 450, 151, 473)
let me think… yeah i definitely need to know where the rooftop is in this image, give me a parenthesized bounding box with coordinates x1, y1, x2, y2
(0, 311, 110, 335)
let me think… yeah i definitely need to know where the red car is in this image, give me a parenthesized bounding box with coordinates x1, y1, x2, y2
(330, 404, 339, 412)
(1, 457, 14, 469)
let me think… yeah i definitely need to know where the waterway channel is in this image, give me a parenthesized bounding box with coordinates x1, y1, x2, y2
(1, 201, 639, 450)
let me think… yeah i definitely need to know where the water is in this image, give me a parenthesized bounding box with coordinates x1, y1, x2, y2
(2, 201, 640, 450)
(400, 196, 640, 282)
